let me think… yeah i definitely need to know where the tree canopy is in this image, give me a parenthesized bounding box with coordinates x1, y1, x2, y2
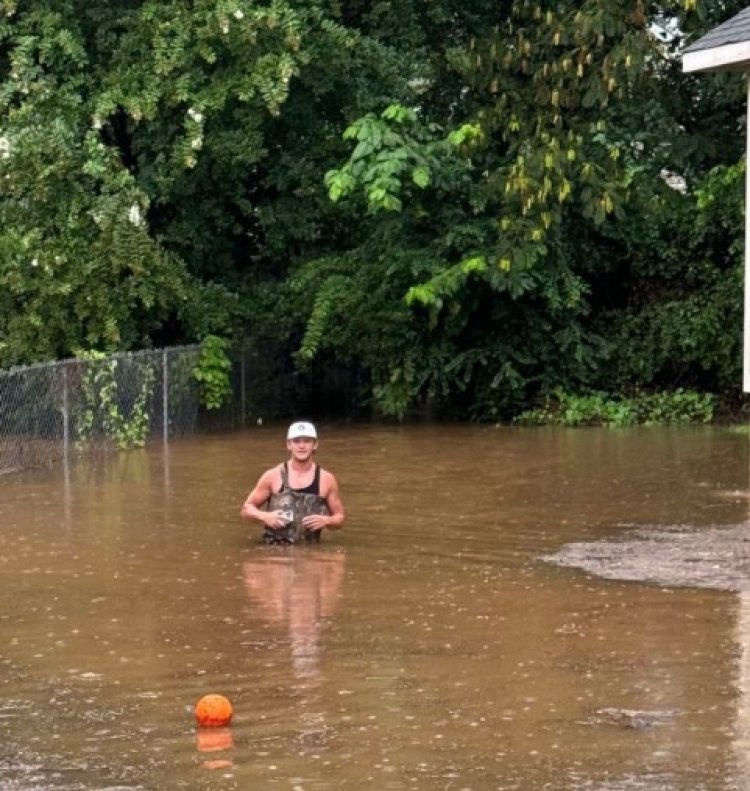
(0, 0, 746, 420)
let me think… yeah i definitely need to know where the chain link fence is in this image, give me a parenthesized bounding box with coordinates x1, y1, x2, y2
(0, 344, 255, 475)
(0, 335, 372, 476)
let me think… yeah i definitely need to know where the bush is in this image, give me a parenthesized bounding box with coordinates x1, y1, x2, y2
(515, 388, 715, 427)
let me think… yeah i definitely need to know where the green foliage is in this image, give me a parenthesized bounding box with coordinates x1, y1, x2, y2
(280, 0, 742, 424)
(0, 6, 194, 364)
(326, 1, 676, 302)
(0, 0, 340, 364)
(324, 103, 457, 213)
(516, 389, 715, 427)
(192, 335, 232, 410)
(589, 157, 744, 398)
(76, 351, 156, 450)
(0, 0, 746, 428)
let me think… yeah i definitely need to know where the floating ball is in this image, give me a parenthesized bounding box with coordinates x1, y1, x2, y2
(195, 694, 233, 728)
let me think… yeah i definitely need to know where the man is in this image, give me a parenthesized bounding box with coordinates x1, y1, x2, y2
(241, 421, 345, 544)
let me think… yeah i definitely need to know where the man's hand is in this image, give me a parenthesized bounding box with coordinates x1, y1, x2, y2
(302, 514, 328, 532)
(265, 510, 290, 529)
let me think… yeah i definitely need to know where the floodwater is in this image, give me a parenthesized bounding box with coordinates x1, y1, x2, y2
(2, 425, 750, 790)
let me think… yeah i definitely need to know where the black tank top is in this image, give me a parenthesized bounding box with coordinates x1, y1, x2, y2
(283, 462, 320, 495)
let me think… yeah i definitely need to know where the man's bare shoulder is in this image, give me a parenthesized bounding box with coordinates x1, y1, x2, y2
(256, 464, 283, 489)
(319, 467, 340, 492)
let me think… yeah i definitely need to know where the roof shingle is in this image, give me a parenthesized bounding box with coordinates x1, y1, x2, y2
(684, 7, 750, 54)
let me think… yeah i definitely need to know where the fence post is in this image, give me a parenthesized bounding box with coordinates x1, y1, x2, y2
(62, 363, 70, 464)
(162, 348, 169, 443)
(240, 344, 246, 426)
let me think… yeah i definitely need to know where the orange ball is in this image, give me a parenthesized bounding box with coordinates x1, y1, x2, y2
(195, 694, 233, 728)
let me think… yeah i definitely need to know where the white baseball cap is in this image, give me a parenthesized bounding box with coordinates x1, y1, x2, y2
(287, 421, 317, 440)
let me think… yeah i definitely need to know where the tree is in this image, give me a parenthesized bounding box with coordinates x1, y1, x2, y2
(1, 0, 745, 423)
(290, 0, 748, 417)
(0, 0, 356, 363)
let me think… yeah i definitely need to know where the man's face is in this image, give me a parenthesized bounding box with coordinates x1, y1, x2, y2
(287, 436, 317, 460)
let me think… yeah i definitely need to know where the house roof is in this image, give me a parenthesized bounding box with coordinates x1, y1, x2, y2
(683, 6, 750, 73)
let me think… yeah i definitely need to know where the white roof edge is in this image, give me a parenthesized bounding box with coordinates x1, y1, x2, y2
(683, 40, 750, 73)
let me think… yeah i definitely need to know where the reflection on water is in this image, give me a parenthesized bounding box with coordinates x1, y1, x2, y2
(244, 549, 345, 750)
(0, 425, 749, 788)
(196, 727, 235, 771)
(244, 550, 345, 688)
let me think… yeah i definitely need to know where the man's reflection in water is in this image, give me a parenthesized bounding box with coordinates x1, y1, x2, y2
(243, 549, 346, 747)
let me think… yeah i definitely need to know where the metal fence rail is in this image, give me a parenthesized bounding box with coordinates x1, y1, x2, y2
(0, 345, 249, 475)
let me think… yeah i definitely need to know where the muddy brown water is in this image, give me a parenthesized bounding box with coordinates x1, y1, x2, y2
(2, 424, 750, 790)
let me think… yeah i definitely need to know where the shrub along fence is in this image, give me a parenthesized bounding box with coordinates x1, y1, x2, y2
(0, 344, 255, 475)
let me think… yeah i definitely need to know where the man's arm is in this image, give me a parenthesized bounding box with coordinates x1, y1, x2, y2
(302, 471, 345, 532)
(241, 468, 287, 529)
